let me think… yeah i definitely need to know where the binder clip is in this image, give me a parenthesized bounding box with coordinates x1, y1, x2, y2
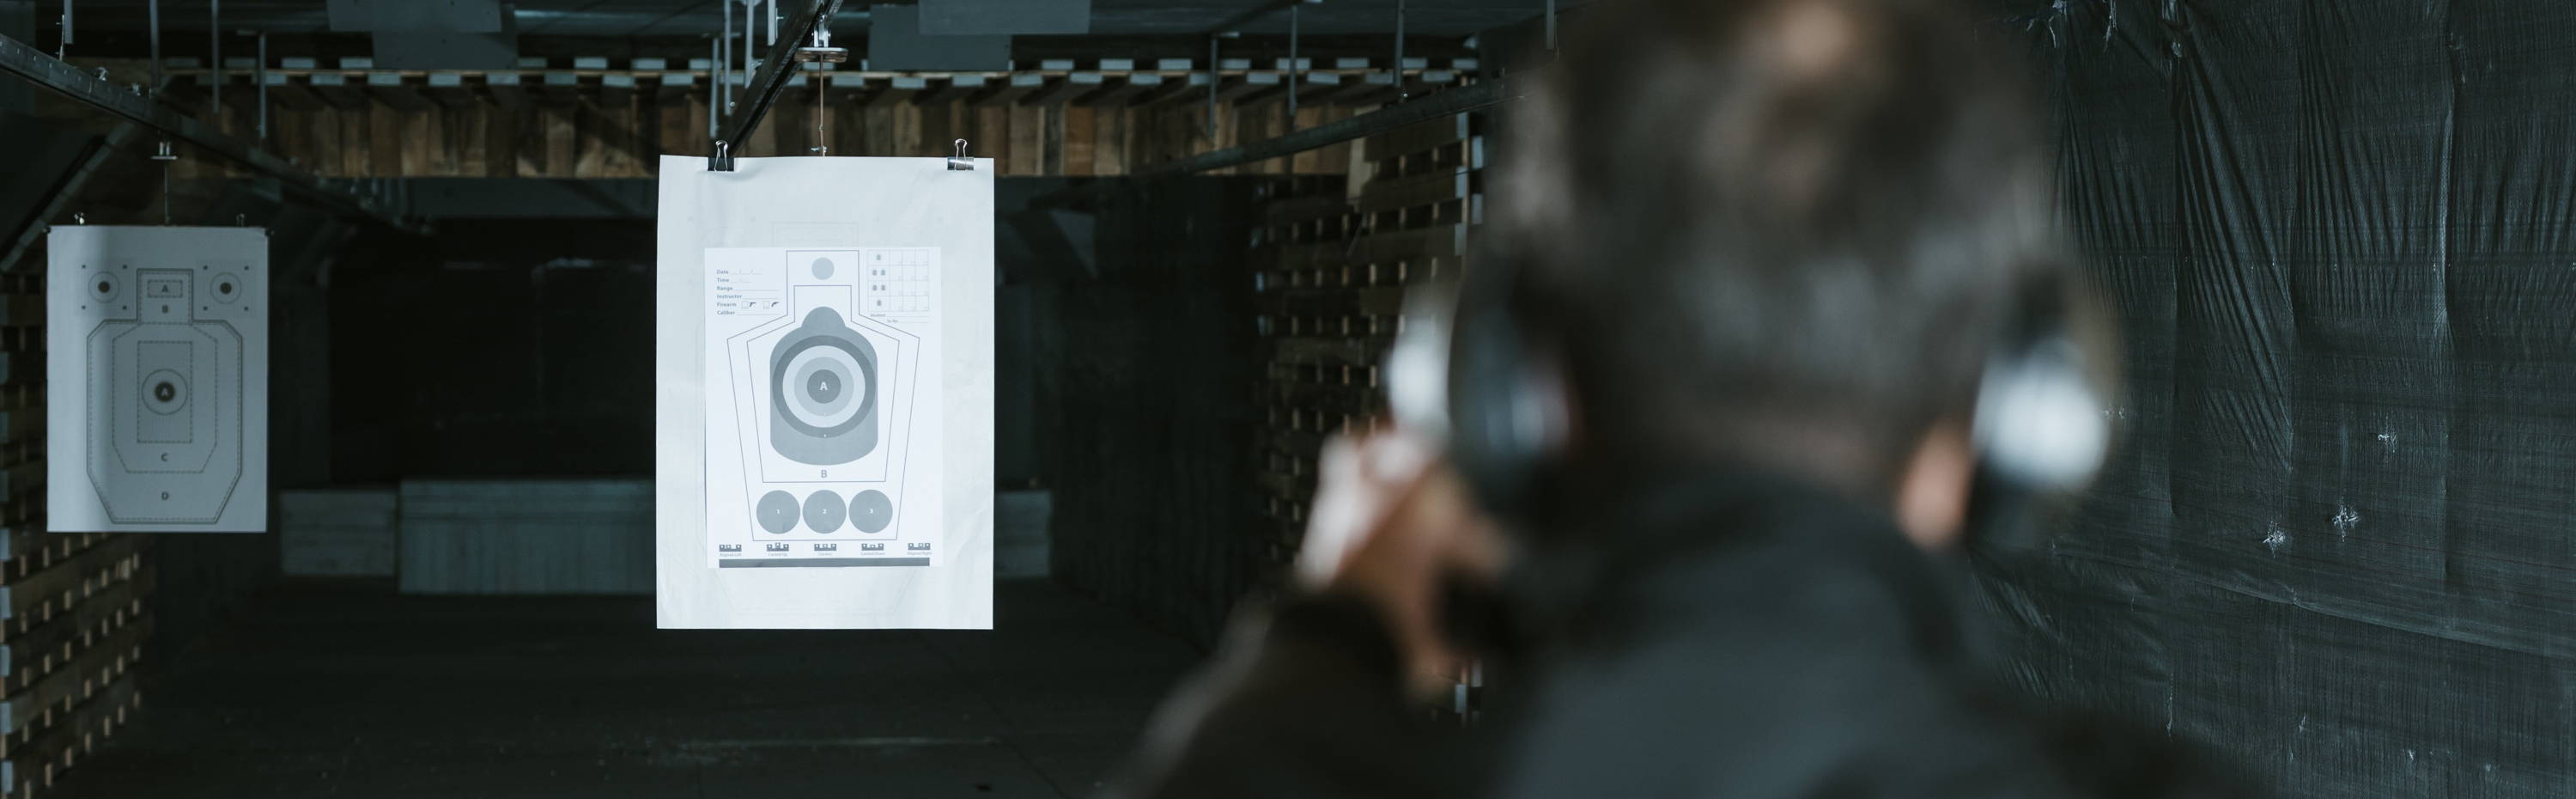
(947, 139, 975, 171)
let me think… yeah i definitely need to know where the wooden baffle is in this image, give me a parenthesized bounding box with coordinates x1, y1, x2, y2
(0, 272, 149, 797)
(1245, 112, 1486, 718)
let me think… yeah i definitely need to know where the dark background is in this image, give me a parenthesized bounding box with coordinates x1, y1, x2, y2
(195, 4, 2576, 796)
(14, 1, 2576, 797)
(1977, 2, 2576, 796)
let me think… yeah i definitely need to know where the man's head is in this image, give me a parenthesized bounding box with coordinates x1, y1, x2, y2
(1486, 0, 2064, 519)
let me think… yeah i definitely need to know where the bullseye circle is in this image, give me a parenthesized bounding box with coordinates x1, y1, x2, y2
(781, 345, 868, 430)
(142, 369, 188, 415)
(212, 272, 245, 304)
(89, 272, 120, 302)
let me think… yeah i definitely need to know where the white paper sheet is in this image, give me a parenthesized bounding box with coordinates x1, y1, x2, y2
(46, 225, 270, 534)
(656, 156, 994, 629)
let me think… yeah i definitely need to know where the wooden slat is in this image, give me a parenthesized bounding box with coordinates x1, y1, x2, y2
(916, 75, 987, 106)
(867, 76, 927, 107)
(307, 73, 371, 111)
(483, 72, 528, 109)
(1063, 107, 1097, 176)
(424, 72, 479, 109)
(3, 670, 138, 796)
(599, 73, 638, 108)
(1360, 113, 1473, 167)
(535, 71, 583, 106)
(1136, 72, 1212, 107)
(3, 589, 142, 695)
(652, 71, 697, 102)
(3, 536, 136, 629)
(1211, 72, 1281, 105)
(1352, 168, 1473, 215)
(0, 615, 143, 736)
(1025, 73, 1104, 107)
(1072, 74, 1158, 107)
(365, 74, 430, 112)
(970, 72, 1045, 107)
(1006, 103, 1042, 175)
(1092, 106, 1129, 174)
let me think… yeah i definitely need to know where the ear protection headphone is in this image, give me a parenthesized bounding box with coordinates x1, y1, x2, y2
(1390, 253, 2114, 548)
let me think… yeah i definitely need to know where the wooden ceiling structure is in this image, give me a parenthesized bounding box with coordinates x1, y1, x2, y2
(126, 55, 1485, 179)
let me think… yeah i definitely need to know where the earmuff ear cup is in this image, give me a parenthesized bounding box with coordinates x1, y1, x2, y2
(1974, 335, 2109, 492)
(1965, 271, 2119, 552)
(1444, 255, 1562, 522)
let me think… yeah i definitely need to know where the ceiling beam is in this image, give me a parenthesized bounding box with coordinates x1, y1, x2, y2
(0, 33, 420, 233)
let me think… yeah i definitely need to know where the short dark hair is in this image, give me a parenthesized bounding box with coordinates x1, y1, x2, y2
(1492, 0, 2060, 493)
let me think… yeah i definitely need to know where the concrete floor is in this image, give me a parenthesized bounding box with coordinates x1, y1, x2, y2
(53, 579, 1205, 799)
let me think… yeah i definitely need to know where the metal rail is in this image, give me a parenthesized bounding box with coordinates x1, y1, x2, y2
(0, 122, 137, 271)
(1134, 70, 1536, 177)
(0, 34, 420, 233)
(708, 0, 842, 171)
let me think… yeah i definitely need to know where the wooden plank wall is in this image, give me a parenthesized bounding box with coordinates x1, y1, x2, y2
(0, 273, 148, 796)
(216, 95, 1359, 179)
(125, 62, 1468, 180)
(1249, 112, 1485, 717)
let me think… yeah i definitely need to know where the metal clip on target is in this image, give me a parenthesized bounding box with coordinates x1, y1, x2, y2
(948, 139, 975, 171)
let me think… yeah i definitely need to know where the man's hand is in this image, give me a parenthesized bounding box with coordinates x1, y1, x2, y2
(1295, 430, 1509, 697)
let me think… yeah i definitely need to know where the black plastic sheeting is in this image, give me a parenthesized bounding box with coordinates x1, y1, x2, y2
(1972, 1, 2576, 796)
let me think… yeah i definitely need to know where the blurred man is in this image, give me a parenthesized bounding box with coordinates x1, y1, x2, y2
(1112, 0, 2253, 796)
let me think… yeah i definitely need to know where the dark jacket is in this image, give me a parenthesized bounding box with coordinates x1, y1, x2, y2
(1111, 470, 2256, 799)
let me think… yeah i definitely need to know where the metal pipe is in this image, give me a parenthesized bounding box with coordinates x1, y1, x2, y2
(709, 35, 722, 141)
(1393, 0, 1406, 103)
(811, 52, 826, 155)
(765, 0, 777, 46)
(1286, 4, 1298, 129)
(1204, 36, 1217, 141)
(0, 122, 133, 271)
(741, 0, 754, 99)
(253, 31, 264, 142)
(145, 0, 159, 96)
(209, 0, 218, 113)
(720, 6, 732, 112)
(57, 0, 70, 59)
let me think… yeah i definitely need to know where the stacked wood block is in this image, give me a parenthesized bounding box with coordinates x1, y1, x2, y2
(45, 57, 1485, 180)
(0, 272, 149, 796)
(1248, 113, 1485, 716)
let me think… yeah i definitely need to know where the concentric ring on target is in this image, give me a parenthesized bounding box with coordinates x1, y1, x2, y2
(142, 369, 189, 416)
(781, 344, 869, 431)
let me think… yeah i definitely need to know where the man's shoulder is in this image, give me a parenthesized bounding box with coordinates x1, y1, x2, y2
(1488, 628, 2259, 799)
